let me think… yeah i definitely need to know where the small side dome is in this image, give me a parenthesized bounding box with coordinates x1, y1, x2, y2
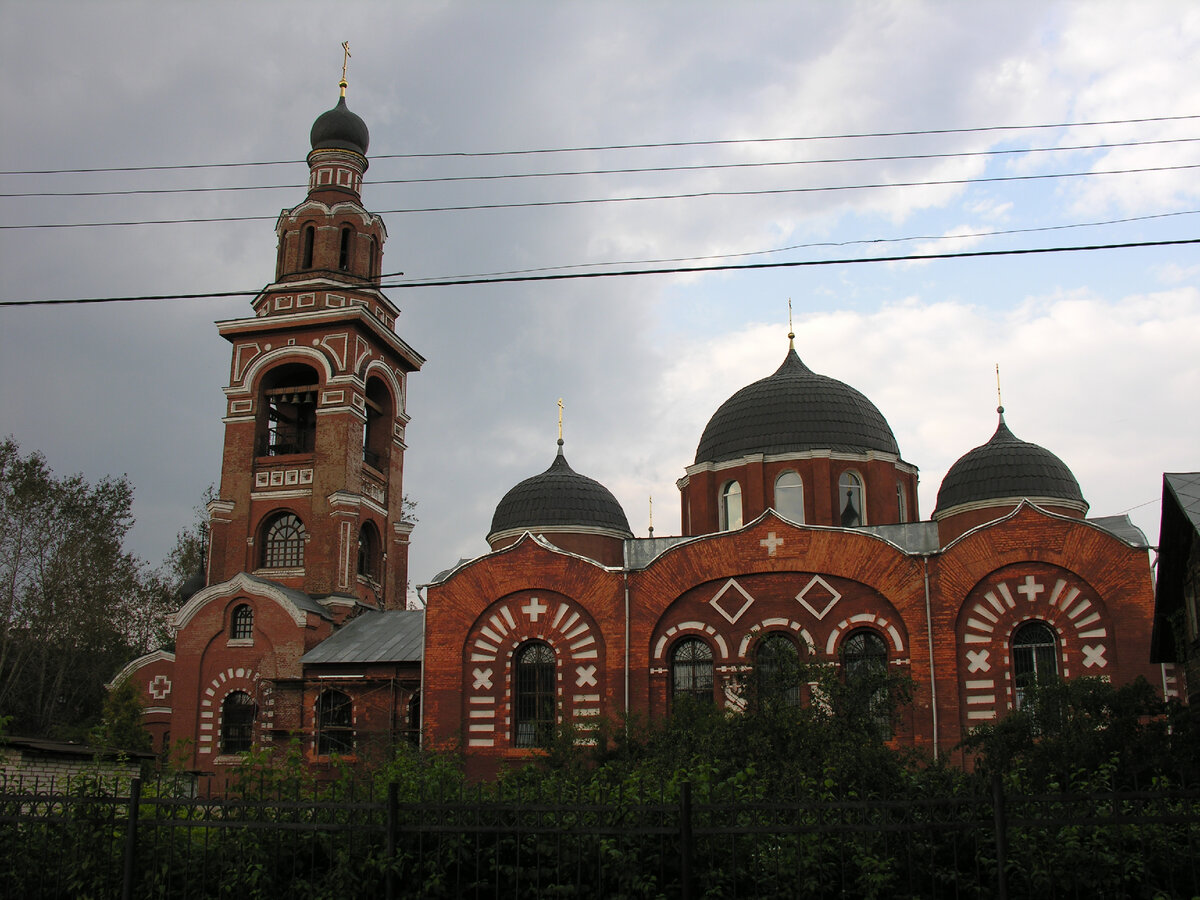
(934, 409, 1087, 517)
(695, 348, 900, 464)
(488, 441, 632, 540)
(310, 95, 369, 155)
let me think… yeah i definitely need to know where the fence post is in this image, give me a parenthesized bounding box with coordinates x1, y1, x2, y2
(990, 771, 1008, 900)
(679, 781, 693, 900)
(121, 777, 141, 900)
(386, 781, 398, 900)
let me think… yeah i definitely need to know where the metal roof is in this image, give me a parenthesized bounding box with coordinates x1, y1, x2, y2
(301, 609, 423, 665)
(695, 348, 900, 464)
(1151, 473, 1200, 663)
(488, 442, 632, 538)
(934, 414, 1085, 514)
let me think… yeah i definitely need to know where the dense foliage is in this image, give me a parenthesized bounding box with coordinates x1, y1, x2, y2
(0, 438, 176, 741)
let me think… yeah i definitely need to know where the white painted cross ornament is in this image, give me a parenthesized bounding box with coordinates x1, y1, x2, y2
(522, 597, 548, 622)
(760, 531, 784, 557)
(1016, 575, 1044, 602)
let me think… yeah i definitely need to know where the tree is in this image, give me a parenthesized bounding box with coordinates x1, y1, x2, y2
(0, 438, 166, 740)
(90, 676, 152, 753)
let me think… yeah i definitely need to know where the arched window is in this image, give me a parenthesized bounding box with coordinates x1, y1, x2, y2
(896, 481, 908, 523)
(357, 522, 380, 581)
(839, 471, 865, 527)
(514, 641, 556, 748)
(362, 377, 393, 470)
(1012, 621, 1058, 708)
(843, 629, 890, 737)
(221, 691, 255, 754)
(338, 226, 352, 271)
(301, 225, 315, 269)
(671, 638, 714, 704)
(369, 237, 380, 279)
(720, 481, 743, 531)
(317, 690, 354, 755)
(774, 470, 805, 523)
(755, 633, 801, 706)
(258, 363, 320, 457)
(230, 604, 253, 640)
(261, 512, 306, 569)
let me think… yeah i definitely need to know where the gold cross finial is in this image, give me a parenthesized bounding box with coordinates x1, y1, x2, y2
(340, 42, 352, 97)
(648, 496, 654, 536)
(995, 363, 1005, 415)
(788, 298, 795, 349)
(557, 398, 564, 443)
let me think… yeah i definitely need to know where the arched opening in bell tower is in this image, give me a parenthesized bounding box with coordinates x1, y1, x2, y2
(257, 363, 321, 457)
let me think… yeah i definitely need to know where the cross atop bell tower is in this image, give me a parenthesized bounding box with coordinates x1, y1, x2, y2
(206, 72, 424, 612)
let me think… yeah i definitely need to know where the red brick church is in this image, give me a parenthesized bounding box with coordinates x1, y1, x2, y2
(117, 86, 1175, 780)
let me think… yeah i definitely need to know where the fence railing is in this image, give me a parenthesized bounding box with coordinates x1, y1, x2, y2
(1, 772, 1197, 899)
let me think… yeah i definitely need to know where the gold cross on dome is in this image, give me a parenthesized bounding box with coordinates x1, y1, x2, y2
(557, 398, 564, 441)
(340, 42, 352, 96)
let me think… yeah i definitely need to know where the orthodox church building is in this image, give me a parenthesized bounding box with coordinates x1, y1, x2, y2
(117, 87, 1175, 781)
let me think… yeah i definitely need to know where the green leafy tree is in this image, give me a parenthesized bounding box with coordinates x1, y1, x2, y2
(0, 438, 168, 739)
(90, 676, 151, 753)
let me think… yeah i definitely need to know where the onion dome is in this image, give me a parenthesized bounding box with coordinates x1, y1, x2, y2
(310, 94, 369, 156)
(488, 440, 632, 540)
(695, 348, 900, 464)
(934, 408, 1087, 516)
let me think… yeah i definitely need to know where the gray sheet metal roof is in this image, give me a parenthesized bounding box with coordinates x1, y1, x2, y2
(242, 572, 333, 620)
(301, 609, 423, 665)
(1151, 473, 1200, 663)
(1086, 515, 1150, 548)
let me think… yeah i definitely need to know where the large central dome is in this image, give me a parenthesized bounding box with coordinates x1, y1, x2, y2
(695, 349, 900, 464)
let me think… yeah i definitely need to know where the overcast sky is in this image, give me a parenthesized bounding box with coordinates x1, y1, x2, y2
(2, 1, 1198, 598)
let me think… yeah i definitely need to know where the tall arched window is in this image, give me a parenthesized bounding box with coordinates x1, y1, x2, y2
(843, 629, 889, 737)
(258, 363, 320, 457)
(317, 690, 354, 755)
(221, 691, 255, 754)
(1012, 621, 1058, 708)
(774, 470, 805, 523)
(230, 604, 253, 640)
(261, 512, 306, 569)
(362, 377, 393, 470)
(671, 638, 714, 704)
(357, 521, 380, 581)
(755, 633, 801, 707)
(369, 237, 380, 279)
(720, 481, 743, 531)
(839, 471, 865, 527)
(338, 226, 352, 270)
(514, 642, 556, 748)
(301, 225, 315, 269)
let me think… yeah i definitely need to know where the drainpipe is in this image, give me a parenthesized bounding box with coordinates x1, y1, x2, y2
(624, 571, 631, 726)
(922, 555, 939, 760)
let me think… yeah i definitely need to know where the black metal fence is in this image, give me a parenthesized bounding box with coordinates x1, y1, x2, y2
(1, 771, 1197, 899)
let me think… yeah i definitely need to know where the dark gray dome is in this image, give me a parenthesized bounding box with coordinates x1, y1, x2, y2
(310, 95, 369, 155)
(934, 411, 1086, 515)
(489, 442, 632, 538)
(695, 348, 900, 464)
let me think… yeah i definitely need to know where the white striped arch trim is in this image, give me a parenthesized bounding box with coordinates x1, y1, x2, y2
(737, 618, 816, 656)
(654, 621, 729, 661)
(824, 613, 904, 656)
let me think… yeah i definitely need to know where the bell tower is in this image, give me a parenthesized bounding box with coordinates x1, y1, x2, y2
(206, 71, 424, 612)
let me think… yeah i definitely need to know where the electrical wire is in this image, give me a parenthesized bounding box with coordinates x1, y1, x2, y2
(4, 161, 1198, 230)
(3, 111, 1198, 176)
(3, 236, 1196, 307)
(4, 135, 1198, 200)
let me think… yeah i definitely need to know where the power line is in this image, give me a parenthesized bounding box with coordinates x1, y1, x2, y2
(5, 135, 1199, 200)
(4, 161, 1199, 231)
(386, 209, 1200, 282)
(3, 237, 1196, 307)
(4, 111, 1198, 176)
